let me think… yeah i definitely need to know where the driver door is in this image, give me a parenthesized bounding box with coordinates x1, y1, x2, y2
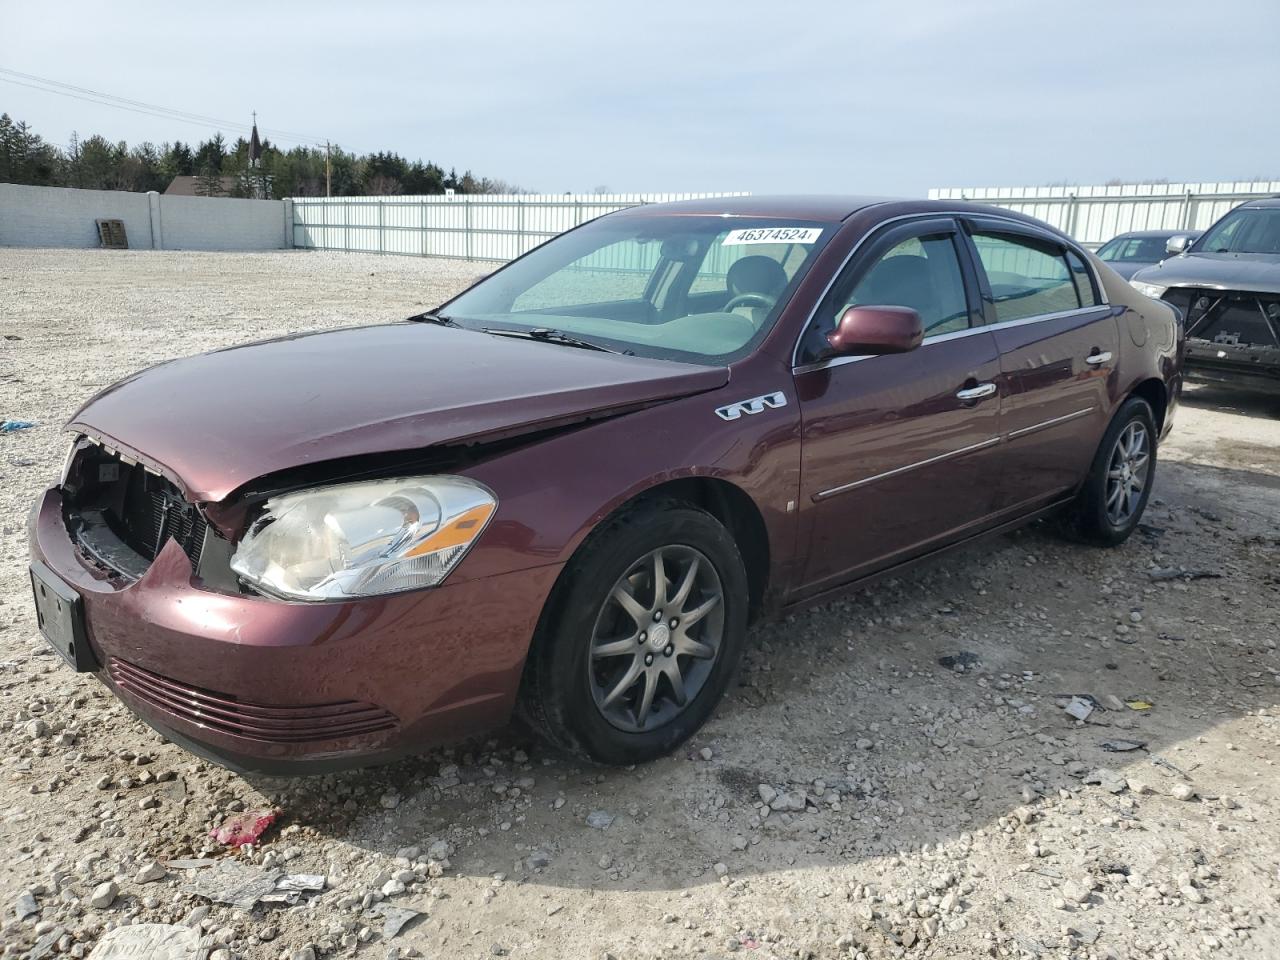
(792, 217, 1005, 596)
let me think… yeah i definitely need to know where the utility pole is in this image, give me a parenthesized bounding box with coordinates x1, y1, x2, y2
(325, 141, 332, 198)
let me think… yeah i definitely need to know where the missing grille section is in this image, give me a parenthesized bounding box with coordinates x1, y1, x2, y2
(63, 442, 208, 574)
(1166, 287, 1280, 348)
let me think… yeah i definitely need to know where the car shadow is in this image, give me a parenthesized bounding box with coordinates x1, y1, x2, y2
(234, 457, 1278, 906)
(1181, 380, 1280, 420)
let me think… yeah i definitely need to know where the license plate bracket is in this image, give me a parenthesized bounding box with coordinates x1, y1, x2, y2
(30, 561, 97, 672)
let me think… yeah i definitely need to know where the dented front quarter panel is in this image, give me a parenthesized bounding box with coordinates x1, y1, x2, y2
(453, 353, 804, 600)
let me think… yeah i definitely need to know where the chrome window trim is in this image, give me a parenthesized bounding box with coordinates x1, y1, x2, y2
(811, 405, 1098, 501)
(793, 304, 1109, 376)
(791, 210, 1109, 370)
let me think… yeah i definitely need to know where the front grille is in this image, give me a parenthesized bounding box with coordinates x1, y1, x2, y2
(117, 465, 208, 566)
(108, 657, 399, 743)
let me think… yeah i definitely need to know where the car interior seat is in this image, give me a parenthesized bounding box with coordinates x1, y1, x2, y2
(725, 256, 789, 327)
(855, 254, 941, 326)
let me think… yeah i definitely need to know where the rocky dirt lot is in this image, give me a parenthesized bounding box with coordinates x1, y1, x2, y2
(1, 249, 1278, 960)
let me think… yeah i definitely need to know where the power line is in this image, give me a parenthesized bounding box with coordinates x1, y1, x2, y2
(0, 66, 328, 143)
(0, 76, 250, 135)
(0, 66, 323, 140)
(0, 66, 328, 146)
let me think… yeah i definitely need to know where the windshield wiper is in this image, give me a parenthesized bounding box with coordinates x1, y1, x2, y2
(407, 311, 460, 326)
(482, 326, 624, 354)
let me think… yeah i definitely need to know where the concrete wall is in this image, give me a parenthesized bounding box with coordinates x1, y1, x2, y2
(0, 183, 292, 250)
(0, 183, 153, 248)
(154, 194, 292, 251)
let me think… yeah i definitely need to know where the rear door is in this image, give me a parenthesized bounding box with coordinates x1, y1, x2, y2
(792, 217, 1004, 595)
(962, 220, 1118, 512)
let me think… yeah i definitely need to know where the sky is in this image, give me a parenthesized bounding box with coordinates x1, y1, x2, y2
(3, 0, 1279, 196)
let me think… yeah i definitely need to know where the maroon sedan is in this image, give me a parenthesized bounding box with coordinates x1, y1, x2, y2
(29, 197, 1180, 772)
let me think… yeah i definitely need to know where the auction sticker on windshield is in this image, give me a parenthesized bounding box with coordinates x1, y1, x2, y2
(723, 227, 823, 245)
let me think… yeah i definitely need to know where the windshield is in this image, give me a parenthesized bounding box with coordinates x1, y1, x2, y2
(1195, 208, 1280, 255)
(439, 215, 834, 363)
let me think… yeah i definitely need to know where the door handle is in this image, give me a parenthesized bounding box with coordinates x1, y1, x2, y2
(1085, 351, 1112, 366)
(956, 382, 997, 402)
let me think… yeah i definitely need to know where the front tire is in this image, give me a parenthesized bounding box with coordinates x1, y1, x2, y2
(1059, 397, 1157, 546)
(519, 500, 749, 765)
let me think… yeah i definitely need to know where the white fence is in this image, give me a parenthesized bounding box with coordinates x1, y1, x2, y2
(0, 183, 293, 250)
(929, 181, 1280, 246)
(291, 193, 748, 262)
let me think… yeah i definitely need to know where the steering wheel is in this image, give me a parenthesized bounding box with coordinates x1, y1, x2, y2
(724, 292, 775, 312)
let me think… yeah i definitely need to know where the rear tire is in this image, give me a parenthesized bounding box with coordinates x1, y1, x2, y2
(1058, 397, 1157, 546)
(519, 499, 749, 765)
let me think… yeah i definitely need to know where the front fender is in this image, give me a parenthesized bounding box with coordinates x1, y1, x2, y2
(453, 371, 803, 591)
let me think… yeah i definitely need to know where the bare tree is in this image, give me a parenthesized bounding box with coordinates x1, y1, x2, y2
(194, 164, 224, 198)
(365, 174, 403, 196)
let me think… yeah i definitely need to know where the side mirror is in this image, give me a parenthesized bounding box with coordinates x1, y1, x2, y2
(1165, 235, 1191, 255)
(827, 305, 923, 356)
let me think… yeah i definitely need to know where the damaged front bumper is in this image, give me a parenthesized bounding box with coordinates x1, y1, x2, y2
(28, 486, 561, 774)
(1169, 287, 1280, 395)
(1184, 340, 1280, 394)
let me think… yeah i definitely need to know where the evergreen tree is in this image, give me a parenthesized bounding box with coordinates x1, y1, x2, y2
(0, 114, 524, 195)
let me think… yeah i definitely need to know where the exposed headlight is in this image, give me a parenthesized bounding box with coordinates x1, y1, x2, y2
(230, 476, 496, 601)
(1130, 280, 1168, 300)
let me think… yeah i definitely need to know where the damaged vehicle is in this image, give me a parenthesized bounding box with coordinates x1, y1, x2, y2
(1130, 198, 1280, 394)
(29, 196, 1181, 773)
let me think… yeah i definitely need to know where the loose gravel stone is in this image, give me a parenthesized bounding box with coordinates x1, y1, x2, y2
(88, 881, 118, 909)
(135, 861, 167, 884)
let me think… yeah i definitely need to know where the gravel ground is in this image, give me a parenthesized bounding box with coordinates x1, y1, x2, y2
(1, 248, 1278, 960)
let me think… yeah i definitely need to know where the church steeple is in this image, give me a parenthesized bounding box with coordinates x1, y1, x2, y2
(249, 111, 262, 170)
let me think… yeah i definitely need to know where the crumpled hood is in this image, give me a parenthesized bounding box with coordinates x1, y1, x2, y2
(1132, 251, 1280, 293)
(69, 322, 729, 502)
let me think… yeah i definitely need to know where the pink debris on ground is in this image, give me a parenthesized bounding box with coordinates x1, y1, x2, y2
(208, 809, 279, 847)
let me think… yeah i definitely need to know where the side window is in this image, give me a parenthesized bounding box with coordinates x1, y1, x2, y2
(1065, 249, 1099, 307)
(971, 232, 1080, 322)
(834, 233, 970, 336)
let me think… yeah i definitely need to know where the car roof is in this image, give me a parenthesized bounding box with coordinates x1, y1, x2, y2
(608, 195, 891, 222)
(608, 194, 1071, 227)
(1240, 197, 1280, 209)
(1107, 229, 1200, 239)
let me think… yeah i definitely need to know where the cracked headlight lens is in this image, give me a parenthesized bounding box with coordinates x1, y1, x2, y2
(1129, 279, 1168, 300)
(230, 476, 496, 601)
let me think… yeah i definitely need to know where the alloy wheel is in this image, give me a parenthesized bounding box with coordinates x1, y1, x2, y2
(588, 545, 724, 733)
(1105, 421, 1150, 525)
